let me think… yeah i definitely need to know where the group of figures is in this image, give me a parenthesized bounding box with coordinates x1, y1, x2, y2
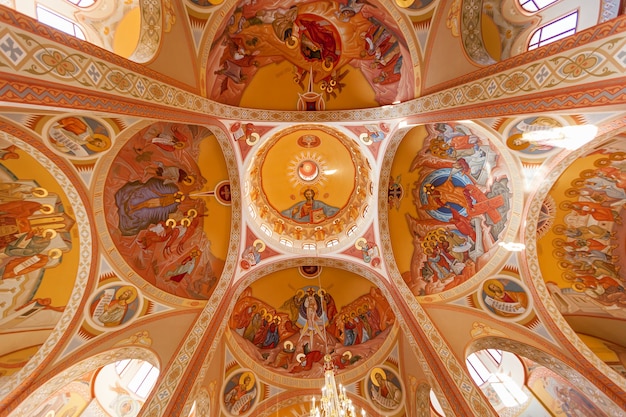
(229, 285, 394, 378)
(0, 138, 75, 328)
(551, 150, 626, 307)
(403, 122, 511, 296)
(209, 0, 411, 106)
(103, 122, 225, 299)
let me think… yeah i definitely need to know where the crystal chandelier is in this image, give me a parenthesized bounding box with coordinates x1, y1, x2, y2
(309, 354, 365, 417)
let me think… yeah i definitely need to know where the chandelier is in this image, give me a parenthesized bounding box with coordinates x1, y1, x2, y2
(309, 354, 365, 417)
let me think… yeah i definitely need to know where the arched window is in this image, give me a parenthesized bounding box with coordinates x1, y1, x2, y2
(528, 10, 578, 50)
(519, 0, 559, 12)
(466, 350, 529, 409)
(114, 359, 159, 399)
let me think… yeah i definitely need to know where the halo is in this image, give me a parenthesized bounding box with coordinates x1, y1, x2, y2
(286, 35, 299, 49)
(322, 59, 334, 72)
(572, 282, 586, 292)
(116, 285, 138, 303)
(299, 186, 319, 198)
(42, 229, 57, 239)
(355, 237, 367, 250)
(47, 248, 63, 259)
(246, 132, 260, 146)
(180, 218, 191, 227)
(283, 340, 294, 351)
(239, 371, 255, 390)
(370, 367, 386, 386)
(265, 313, 273, 321)
(86, 133, 111, 152)
(295, 289, 305, 299)
(483, 279, 504, 298)
(40, 204, 54, 214)
(273, 315, 282, 324)
(395, 0, 415, 7)
(183, 175, 195, 186)
(317, 288, 326, 297)
(342, 350, 352, 359)
(253, 239, 266, 252)
(360, 132, 372, 145)
(296, 353, 306, 363)
(506, 133, 530, 151)
(32, 187, 48, 198)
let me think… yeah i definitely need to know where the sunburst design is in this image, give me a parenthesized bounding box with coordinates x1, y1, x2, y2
(288, 151, 329, 188)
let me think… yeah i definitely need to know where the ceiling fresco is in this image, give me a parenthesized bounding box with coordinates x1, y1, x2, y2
(227, 266, 396, 382)
(206, 0, 415, 110)
(98, 122, 231, 300)
(388, 122, 522, 300)
(0, 134, 85, 374)
(537, 141, 626, 347)
(246, 125, 373, 251)
(1, 2, 626, 417)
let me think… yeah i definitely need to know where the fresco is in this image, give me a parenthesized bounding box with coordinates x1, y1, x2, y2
(86, 284, 142, 329)
(505, 116, 561, 161)
(390, 123, 512, 296)
(45, 115, 112, 159)
(0, 136, 80, 372)
(222, 370, 258, 416)
(102, 122, 230, 300)
(538, 143, 626, 355)
(228, 267, 395, 378)
(367, 366, 403, 413)
(206, 0, 414, 109)
(480, 277, 530, 320)
(247, 126, 372, 248)
(527, 365, 603, 417)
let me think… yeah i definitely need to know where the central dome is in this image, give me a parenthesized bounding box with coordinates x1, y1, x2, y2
(246, 125, 373, 252)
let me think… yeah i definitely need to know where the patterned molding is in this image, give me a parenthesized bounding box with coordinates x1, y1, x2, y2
(425, 14, 626, 94)
(461, 0, 496, 65)
(2, 21, 626, 125)
(0, 6, 189, 90)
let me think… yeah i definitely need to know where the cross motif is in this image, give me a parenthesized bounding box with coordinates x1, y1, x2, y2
(0, 35, 24, 65)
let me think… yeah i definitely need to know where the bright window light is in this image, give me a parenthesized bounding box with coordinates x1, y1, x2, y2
(279, 238, 293, 247)
(260, 224, 272, 237)
(326, 239, 339, 247)
(36, 6, 86, 40)
(519, 0, 558, 12)
(529, 11, 578, 50)
(66, 0, 97, 7)
(302, 243, 316, 250)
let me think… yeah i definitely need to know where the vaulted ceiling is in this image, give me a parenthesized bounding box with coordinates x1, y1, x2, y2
(0, 1, 625, 417)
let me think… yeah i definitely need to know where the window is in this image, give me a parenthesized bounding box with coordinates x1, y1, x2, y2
(279, 237, 293, 247)
(528, 11, 578, 50)
(36, 5, 86, 40)
(114, 359, 159, 399)
(66, 0, 96, 7)
(466, 350, 528, 409)
(519, 0, 559, 12)
(302, 243, 316, 250)
(326, 239, 339, 247)
(260, 224, 272, 237)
